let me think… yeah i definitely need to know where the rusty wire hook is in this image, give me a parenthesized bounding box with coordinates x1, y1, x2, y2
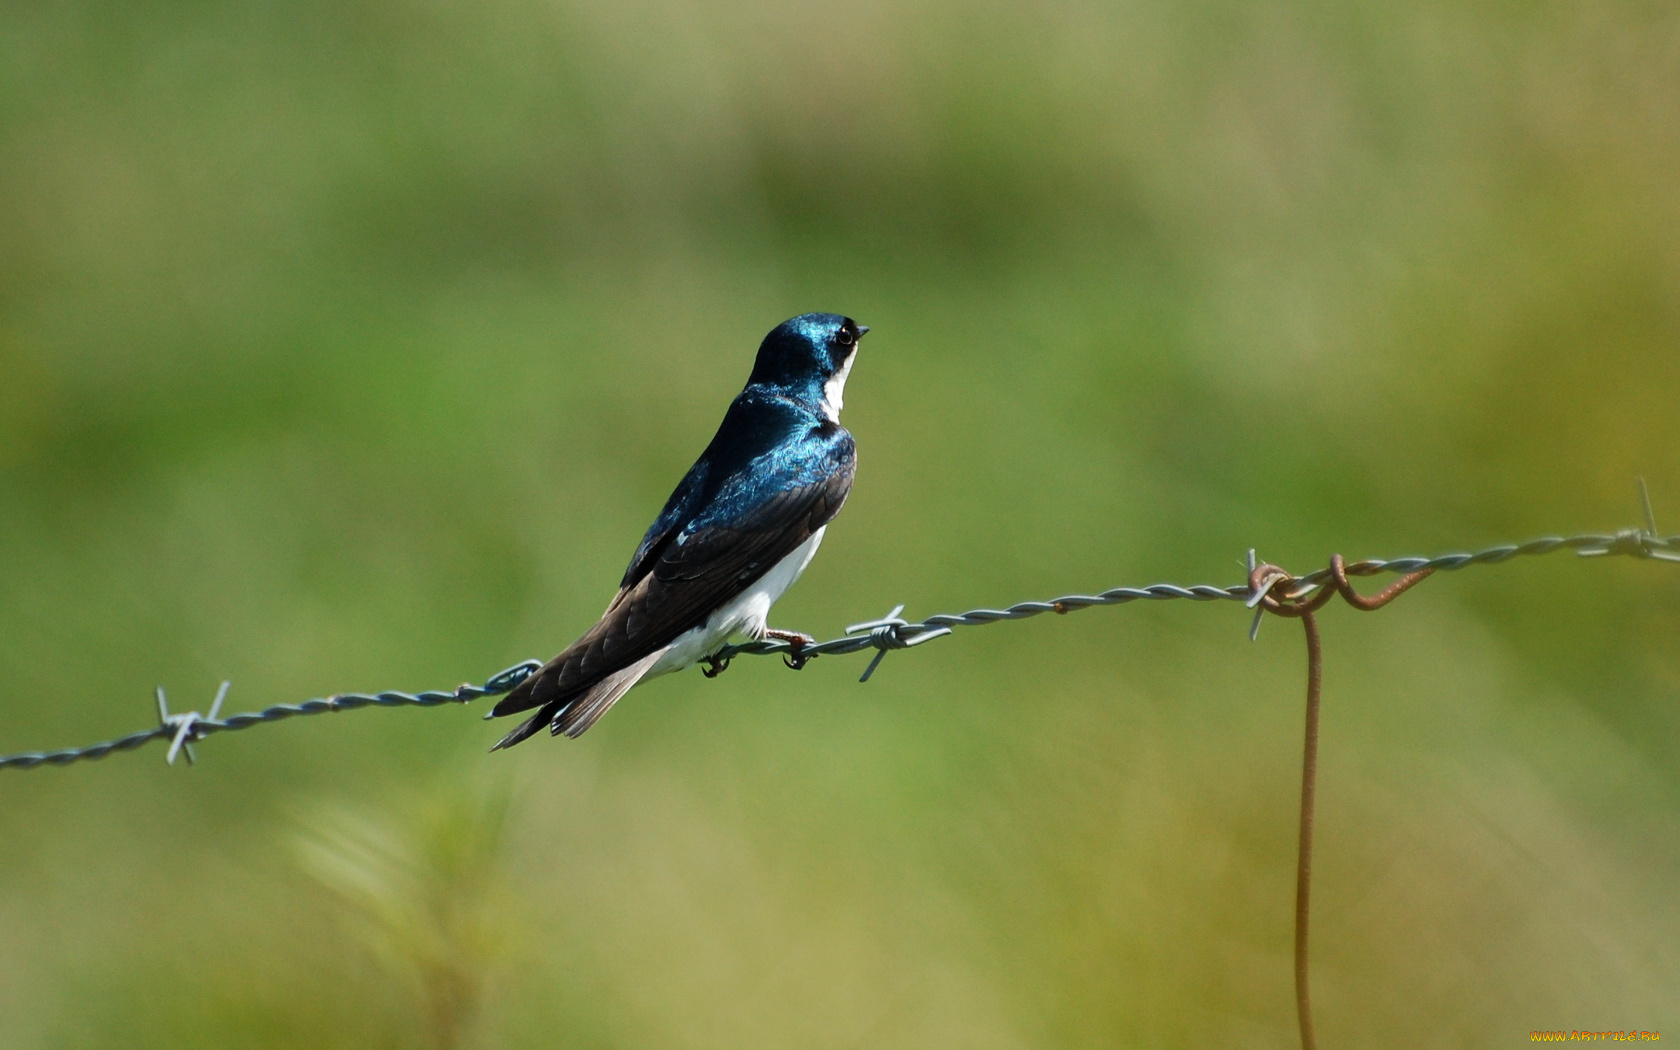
(1246, 552, 1434, 1050)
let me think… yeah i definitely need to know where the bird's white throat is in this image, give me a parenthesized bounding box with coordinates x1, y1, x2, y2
(821, 353, 855, 423)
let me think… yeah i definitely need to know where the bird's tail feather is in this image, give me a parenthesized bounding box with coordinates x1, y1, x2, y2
(487, 648, 665, 751)
(489, 706, 552, 752)
(553, 650, 664, 738)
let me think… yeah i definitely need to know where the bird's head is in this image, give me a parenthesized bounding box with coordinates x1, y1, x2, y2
(747, 313, 869, 421)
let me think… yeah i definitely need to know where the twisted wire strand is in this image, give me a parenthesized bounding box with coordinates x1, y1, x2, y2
(717, 529, 1680, 660)
(0, 661, 543, 770)
(3, 529, 1675, 771)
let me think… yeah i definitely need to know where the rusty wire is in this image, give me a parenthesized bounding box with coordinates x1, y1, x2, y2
(1247, 551, 1436, 1050)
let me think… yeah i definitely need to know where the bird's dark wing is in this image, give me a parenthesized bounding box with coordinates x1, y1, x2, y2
(617, 459, 708, 593)
(612, 389, 810, 595)
(488, 424, 853, 747)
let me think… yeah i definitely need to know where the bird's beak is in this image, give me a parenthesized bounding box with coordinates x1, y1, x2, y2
(856, 325, 870, 337)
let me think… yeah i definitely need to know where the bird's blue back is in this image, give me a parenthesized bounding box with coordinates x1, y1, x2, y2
(620, 390, 853, 590)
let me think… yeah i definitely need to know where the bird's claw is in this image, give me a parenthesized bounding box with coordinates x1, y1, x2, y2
(701, 653, 733, 678)
(764, 629, 817, 671)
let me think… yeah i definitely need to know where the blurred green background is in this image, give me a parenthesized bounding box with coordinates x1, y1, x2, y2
(2, 0, 1678, 1046)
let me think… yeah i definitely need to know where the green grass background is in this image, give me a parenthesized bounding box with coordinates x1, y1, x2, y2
(2, 1, 1678, 1046)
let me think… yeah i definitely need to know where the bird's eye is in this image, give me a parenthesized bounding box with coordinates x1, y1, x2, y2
(836, 327, 855, 347)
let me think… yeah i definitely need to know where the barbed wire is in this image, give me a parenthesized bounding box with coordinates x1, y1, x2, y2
(717, 525, 1680, 667)
(0, 662, 543, 770)
(10, 496, 1673, 1050)
(2, 524, 1676, 772)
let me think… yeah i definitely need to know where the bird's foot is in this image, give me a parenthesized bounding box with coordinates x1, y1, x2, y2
(764, 628, 817, 670)
(701, 652, 733, 678)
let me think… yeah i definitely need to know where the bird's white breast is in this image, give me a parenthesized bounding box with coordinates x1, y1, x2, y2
(649, 526, 827, 677)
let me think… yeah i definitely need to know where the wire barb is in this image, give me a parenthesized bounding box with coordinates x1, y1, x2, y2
(1576, 478, 1680, 562)
(844, 605, 955, 682)
(156, 681, 230, 766)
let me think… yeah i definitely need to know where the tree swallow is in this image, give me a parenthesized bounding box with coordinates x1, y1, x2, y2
(487, 313, 868, 748)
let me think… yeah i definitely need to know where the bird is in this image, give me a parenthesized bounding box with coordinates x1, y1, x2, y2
(486, 313, 868, 748)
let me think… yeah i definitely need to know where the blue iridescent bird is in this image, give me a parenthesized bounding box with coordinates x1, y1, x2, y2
(487, 313, 868, 748)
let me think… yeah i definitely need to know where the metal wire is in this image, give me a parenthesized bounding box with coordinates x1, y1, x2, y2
(3, 527, 1676, 771)
(0, 661, 543, 770)
(717, 528, 1680, 664)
